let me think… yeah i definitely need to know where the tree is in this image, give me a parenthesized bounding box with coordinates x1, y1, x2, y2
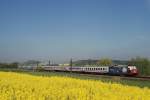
(128, 57, 150, 75)
(10, 62, 18, 68)
(97, 58, 112, 66)
(24, 60, 40, 66)
(0, 62, 18, 69)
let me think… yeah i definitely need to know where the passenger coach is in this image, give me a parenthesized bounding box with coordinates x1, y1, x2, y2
(70, 66, 109, 74)
(41, 65, 138, 76)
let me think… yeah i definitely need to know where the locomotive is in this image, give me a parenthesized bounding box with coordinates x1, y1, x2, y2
(42, 65, 138, 76)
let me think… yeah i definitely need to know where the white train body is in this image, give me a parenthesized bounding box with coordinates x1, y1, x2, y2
(71, 66, 109, 73)
(43, 66, 109, 74)
(41, 65, 138, 76)
(44, 66, 70, 71)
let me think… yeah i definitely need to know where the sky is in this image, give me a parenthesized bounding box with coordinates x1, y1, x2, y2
(0, 0, 150, 63)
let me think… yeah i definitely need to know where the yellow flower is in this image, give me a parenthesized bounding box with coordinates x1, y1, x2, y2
(0, 72, 149, 100)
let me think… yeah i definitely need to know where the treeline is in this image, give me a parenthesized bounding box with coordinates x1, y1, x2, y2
(128, 57, 150, 76)
(73, 59, 128, 66)
(74, 57, 150, 76)
(0, 62, 18, 69)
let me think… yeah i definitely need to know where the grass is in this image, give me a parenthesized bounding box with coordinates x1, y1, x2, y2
(0, 68, 150, 88)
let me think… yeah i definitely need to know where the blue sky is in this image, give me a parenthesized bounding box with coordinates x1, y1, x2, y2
(0, 0, 150, 63)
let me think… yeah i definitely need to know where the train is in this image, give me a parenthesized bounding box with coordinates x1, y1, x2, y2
(40, 65, 138, 76)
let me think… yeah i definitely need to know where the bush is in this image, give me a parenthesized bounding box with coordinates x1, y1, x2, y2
(97, 58, 112, 66)
(0, 62, 18, 69)
(35, 66, 44, 71)
(129, 57, 150, 76)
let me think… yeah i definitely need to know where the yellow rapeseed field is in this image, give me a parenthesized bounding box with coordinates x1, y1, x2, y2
(0, 72, 149, 100)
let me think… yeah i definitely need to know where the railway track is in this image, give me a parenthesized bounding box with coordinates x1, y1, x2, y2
(134, 76, 150, 81)
(92, 74, 150, 81)
(68, 72, 150, 81)
(38, 69, 150, 81)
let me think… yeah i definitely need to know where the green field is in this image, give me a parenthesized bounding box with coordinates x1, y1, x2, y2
(0, 68, 150, 88)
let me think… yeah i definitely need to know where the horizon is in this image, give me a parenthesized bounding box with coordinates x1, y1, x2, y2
(0, 56, 146, 64)
(0, 0, 150, 63)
